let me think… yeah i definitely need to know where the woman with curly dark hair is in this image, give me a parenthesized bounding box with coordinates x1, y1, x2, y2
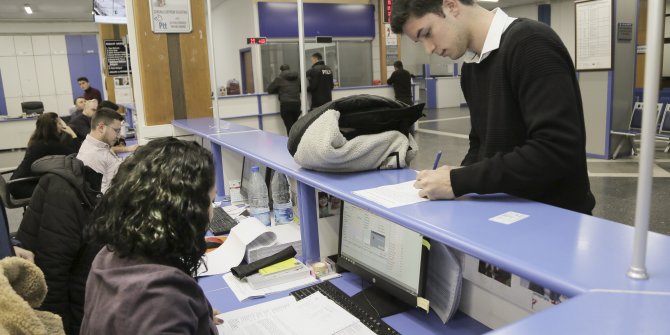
(80, 137, 221, 334)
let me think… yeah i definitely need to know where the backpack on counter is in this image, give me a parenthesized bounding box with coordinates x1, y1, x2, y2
(287, 94, 425, 172)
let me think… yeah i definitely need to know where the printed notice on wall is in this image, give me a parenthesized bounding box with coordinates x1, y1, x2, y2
(149, 0, 192, 33)
(575, 0, 612, 70)
(104, 40, 130, 76)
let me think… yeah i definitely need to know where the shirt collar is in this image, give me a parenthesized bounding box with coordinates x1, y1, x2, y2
(85, 134, 111, 149)
(463, 8, 517, 64)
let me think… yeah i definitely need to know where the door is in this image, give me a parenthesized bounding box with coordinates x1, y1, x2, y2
(241, 50, 254, 94)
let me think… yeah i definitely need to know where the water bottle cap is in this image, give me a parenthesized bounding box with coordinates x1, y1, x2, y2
(251, 166, 259, 173)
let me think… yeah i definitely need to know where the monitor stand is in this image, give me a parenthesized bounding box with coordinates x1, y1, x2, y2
(350, 285, 412, 318)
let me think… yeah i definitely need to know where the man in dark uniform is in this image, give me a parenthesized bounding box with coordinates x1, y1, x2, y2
(306, 52, 334, 110)
(387, 60, 413, 105)
(267, 64, 301, 133)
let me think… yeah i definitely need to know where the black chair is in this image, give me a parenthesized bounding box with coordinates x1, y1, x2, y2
(610, 102, 663, 159)
(655, 104, 670, 153)
(0, 170, 39, 210)
(20, 101, 45, 115)
(0, 199, 14, 259)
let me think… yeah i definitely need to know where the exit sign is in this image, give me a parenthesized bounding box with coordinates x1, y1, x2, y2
(246, 37, 267, 45)
(383, 0, 393, 23)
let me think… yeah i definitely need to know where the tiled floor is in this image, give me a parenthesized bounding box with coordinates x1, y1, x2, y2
(2, 106, 669, 236)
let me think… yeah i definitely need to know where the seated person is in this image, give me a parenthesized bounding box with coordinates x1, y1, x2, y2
(15, 154, 103, 335)
(81, 137, 222, 334)
(76, 108, 124, 193)
(98, 100, 137, 154)
(69, 96, 86, 119)
(68, 99, 97, 151)
(10, 112, 78, 198)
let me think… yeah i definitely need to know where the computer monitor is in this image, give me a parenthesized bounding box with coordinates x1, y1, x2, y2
(0, 204, 15, 259)
(337, 202, 428, 316)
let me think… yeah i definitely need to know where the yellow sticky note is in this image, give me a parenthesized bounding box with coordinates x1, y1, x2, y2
(416, 297, 430, 312)
(259, 258, 300, 276)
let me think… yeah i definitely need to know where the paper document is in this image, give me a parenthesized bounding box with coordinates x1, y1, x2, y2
(223, 272, 317, 301)
(217, 292, 372, 335)
(353, 180, 428, 208)
(197, 217, 276, 276)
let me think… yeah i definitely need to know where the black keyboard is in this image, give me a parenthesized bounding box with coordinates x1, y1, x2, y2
(209, 207, 238, 235)
(290, 281, 400, 335)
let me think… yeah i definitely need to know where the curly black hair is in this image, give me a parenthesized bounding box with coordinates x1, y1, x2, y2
(86, 137, 215, 277)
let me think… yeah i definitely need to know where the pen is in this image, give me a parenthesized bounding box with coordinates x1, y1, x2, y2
(432, 151, 442, 170)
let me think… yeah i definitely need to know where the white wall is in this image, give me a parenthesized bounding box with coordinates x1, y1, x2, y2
(211, 0, 255, 91)
(0, 22, 97, 34)
(551, 0, 576, 63)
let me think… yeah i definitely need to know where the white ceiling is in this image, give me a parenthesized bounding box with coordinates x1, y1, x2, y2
(0, 0, 541, 22)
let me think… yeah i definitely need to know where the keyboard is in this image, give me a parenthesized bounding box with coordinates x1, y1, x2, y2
(290, 281, 400, 335)
(209, 207, 238, 235)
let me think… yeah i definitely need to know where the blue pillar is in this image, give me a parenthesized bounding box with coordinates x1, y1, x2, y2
(211, 142, 226, 199)
(538, 4, 551, 26)
(297, 181, 320, 263)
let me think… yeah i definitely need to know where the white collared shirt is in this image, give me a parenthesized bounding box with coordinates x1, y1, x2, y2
(77, 134, 122, 193)
(463, 8, 517, 64)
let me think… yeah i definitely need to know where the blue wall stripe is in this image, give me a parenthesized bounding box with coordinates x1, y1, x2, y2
(426, 78, 437, 109)
(538, 4, 551, 26)
(0, 70, 7, 116)
(66, 35, 104, 102)
(258, 3, 375, 38)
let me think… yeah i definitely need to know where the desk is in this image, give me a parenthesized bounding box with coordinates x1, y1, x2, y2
(0, 117, 36, 150)
(177, 118, 670, 333)
(200, 272, 490, 334)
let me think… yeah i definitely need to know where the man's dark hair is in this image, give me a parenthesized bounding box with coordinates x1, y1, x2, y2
(86, 137, 215, 277)
(390, 0, 474, 34)
(99, 100, 119, 111)
(91, 107, 124, 129)
(76, 77, 89, 83)
(312, 52, 323, 61)
(394, 60, 404, 69)
(73, 96, 85, 104)
(280, 64, 290, 71)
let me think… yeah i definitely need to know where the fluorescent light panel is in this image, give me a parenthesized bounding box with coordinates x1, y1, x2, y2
(24, 4, 33, 14)
(478, 0, 499, 2)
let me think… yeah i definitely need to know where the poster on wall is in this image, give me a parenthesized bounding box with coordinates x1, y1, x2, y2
(575, 0, 612, 70)
(113, 76, 133, 104)
(104, 40, 130, 76)
(149, 0, 192, 33)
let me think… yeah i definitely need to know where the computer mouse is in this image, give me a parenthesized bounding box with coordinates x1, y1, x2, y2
(206, 240, 223, 249)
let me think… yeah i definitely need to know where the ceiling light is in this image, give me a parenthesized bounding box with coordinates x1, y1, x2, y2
(24, 4, 33, 14)
(478, 0, 499, 2)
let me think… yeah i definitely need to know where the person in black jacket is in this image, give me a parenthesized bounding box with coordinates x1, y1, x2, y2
(16, 154, 103, 335)
(68, 99, 98, 151)
(10, 112, 78, 198)
(392, 0, 595, 215)
(306, 52, 334, 110)
(387, 60, 413, 105)
(267, 64, 302, 133)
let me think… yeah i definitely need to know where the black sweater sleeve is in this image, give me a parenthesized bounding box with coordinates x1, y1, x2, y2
(452, 29, 585, 198)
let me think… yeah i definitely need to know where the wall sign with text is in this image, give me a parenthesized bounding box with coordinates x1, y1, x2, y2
(104, 40, 130, 76)
(246, 37, 267, 45)
(149, 0, 192, 33)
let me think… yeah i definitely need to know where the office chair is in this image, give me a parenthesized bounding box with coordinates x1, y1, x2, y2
(20, 101, 45, 115)
(0, 170, 39, 210)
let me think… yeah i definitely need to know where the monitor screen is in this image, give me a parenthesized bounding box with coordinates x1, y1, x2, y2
(94, 0, 127, 24)
(338, 202, 427, 306)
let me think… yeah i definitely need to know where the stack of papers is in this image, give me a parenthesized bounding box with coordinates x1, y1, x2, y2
(216, 292, 376, 335)
(197, 218, 301, 277)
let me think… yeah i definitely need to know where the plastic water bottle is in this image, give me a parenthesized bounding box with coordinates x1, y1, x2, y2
(271, 172, 293, 225)
(247, 166, 270, 226)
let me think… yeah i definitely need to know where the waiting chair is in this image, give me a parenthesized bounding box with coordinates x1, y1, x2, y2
(610, 102, 663, 159)
(20, 101, 44, 115)
(655, 104, 670, 153)
(0, 170, 39, 210)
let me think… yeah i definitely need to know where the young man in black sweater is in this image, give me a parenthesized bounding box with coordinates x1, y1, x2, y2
(391, 0, 595, 214)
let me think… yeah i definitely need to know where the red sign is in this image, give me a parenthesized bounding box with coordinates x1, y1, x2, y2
(383, 0, 393, 23)
(246, 37, 267, 45)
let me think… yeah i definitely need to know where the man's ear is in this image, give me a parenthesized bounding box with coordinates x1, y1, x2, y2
(443, 0, 460, 15)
